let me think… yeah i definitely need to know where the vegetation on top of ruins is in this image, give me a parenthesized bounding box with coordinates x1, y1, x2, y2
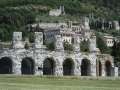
(80, 40, 89, 52)
(111, 41, 120, 66)
(63, 41, 74, 52)
(96, 32, 111, 54)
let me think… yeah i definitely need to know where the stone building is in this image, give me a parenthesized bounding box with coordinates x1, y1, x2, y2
(103, 35, 114, 47)
(0, 32, 118, 77)
(49, 6, 65, 16)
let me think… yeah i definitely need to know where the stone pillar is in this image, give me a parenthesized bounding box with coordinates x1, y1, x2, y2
(73, 35, 81, 76)
(89, 35, 97, 76)
(34, 63, 43, 76)
(54, 35, 64, 76)
(91, 60, 97, 76)
(114, 67, 118, 77)
(54, 54, 64, 76)
(34, 32, 44, 75)
(13, 61, 21, 75)
(74, 61, 81, 76)
(12, 32, 24, 49)
(33, 51, 44, 76)
(55, 65, 63, 76)
(101, 63, 105, 76)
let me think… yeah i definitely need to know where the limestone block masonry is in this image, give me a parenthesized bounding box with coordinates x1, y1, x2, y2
(0, 32, 118, 77)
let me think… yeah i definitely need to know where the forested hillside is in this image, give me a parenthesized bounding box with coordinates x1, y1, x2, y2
(0, 0, 120, 19)
(0, 0, 120, 41)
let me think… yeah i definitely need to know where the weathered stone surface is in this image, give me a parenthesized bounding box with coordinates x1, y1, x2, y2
(0, 32, 117, 77)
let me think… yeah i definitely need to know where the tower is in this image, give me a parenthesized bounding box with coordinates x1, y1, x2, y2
(73, 35, 80, 53)
(34, 32, 43, 49)
(12, 32, 24, 49)
(55, 35, 64, 52)
(83, 17, 90, 30)
(89, 35, 97, 52)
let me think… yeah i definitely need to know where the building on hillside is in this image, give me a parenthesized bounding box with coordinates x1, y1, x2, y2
(31, 25, 60, 44)
(49, 6, 65, 16)
(103, 35, 114, 47)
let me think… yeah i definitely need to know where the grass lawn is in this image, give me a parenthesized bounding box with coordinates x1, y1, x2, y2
(0, 75, 120, 90)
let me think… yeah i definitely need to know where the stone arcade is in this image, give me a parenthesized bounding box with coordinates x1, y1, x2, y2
(0, 32, 118, 77)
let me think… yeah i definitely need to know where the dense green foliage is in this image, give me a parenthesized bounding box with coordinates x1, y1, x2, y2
(46, 42, 55, 51)
(0, 0, 120, 41)
(63, 41, 73, 51)
(0, 8, 36, 41)
(96, 32, 111, 54)
(111, 41, 120, 66)
(0, 0, 120, 19)
(80, 40, 89, 52)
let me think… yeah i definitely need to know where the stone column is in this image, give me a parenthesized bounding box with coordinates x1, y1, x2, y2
(33, 32, 44, 76)
(34, 50, 44, 76)
(54, 55, 64, 76)
(73, 35, 81, 76)
(91, 62, 96, 76)
(101, 63, 105, 76)
(55, 65, 63, 76)
(54, 35, 64, 76)
(114, 67, 118, 77)
(89, 55, 97, 77)
(74, 60, 81, 76)
(13, 61, 21, 75)
(34, 64, 43, 76)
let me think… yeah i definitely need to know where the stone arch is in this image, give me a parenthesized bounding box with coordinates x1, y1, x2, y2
(21, 57, 35, 75)
(43, 58, 56, 75)
(81, 59, 91, 76)
(63, 58, 74, 76)
(105, 60, 112, 76)
(0, 57, 13, 74)
(96, 60, 102, 76)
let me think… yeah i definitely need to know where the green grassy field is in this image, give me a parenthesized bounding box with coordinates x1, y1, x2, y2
(0, 75, 120, 90)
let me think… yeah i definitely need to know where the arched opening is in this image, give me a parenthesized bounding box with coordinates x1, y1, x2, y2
(81, 59, 91, 76)
(0, 57, 13, 74)
(43, 58, 55, 75)
(105, 61, 112, 76)
(21, 57, 35, 75)
(63, 58, 74, 76)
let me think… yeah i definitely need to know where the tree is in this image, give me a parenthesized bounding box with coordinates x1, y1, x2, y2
(111, 41, 120, 66)
(96, 33, 111, 54)
(63, 41, 73, 51)
(46, 42, 55, 51)
(80, 40, 89, 52)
